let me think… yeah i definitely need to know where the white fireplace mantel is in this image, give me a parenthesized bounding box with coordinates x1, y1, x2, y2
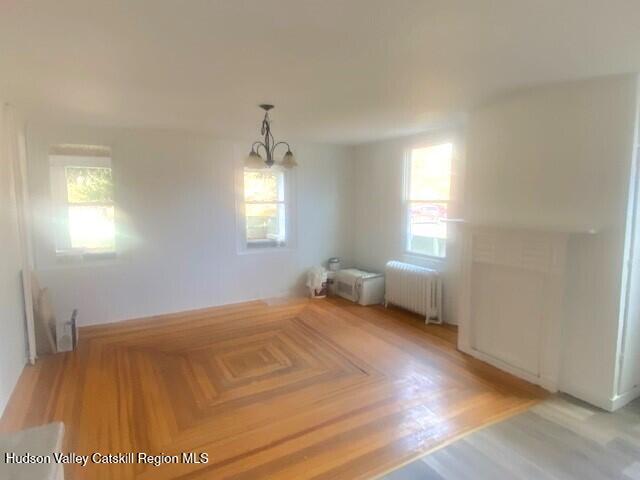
(457, 223, 571, 392)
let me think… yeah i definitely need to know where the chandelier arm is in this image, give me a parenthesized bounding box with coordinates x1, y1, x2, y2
(272, 141, 291, 154)
(253, 141, 267, 155)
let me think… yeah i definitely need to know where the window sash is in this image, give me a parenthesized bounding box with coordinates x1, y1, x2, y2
(64, 165, 114, 204)
(57, 203, 116, 255)
(405, 143, 453, 258)
(243, 169, 285, 203)
(406, 200, 448, 258)
(242, 167, 288, 249)
(245, 203, 286, 242)
(406, 201, 449, 235)
(409, 147, 452, 201)
(49, 153, 115, 256)
(67, 205, 115, 253)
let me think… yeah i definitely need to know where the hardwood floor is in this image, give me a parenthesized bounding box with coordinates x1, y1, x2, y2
(0, 298, 545, 479)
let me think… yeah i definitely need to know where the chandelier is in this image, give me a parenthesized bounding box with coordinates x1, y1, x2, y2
(245, 104, 297, 169)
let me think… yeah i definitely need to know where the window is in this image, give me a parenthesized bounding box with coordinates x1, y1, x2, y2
(242, 167, 287, 248)
(405, 143, 453, 258)
(49, 146, 115, 257)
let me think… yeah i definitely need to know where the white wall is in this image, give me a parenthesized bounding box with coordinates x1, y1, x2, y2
(0, 104, 28, 415)
(351, 129, 465, 324)
(27, 125, 354, 326)
(464, 74, 638, 409)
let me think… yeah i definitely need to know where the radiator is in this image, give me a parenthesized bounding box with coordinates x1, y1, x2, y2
(384, 261, 443, 324)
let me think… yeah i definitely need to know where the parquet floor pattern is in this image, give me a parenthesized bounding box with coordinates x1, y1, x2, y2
(0, 298, 545, 479)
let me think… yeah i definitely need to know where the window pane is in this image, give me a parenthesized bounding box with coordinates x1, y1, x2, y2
(408, 202, 447, 257)
(245, 203, 285, 243)
(244, 170, 283, 203)
(68, 205, 115, 252)
(410, 143, 452, 201)
(65, 167, 114, 203)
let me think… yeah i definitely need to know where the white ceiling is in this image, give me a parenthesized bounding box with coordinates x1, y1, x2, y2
(1, 0, 639, 145)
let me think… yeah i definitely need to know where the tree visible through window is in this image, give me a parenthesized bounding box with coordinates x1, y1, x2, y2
(243, 168, 286, 247)
(49, 149, 115, 256)
(406, 143, 452, 258)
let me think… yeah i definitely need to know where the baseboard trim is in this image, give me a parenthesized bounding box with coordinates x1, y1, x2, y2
(80, 293, 306, 329)
(610, 384, 640, 411)
(557, 384, 615, 412)
(459, 345, 558, 392)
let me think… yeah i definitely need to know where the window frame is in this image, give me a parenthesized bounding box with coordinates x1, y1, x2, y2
(403, 142, 454, 260)
(49, 153, 116, 260)
(236, 165, 294, 254)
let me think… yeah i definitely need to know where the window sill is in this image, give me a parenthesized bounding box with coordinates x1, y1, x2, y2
(403, 251, 447, 263)
(55, 251, 118, 267)
(237, 241, 294, 255)
(247, 239, 285, 248)
(237, 248, 294, 256)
